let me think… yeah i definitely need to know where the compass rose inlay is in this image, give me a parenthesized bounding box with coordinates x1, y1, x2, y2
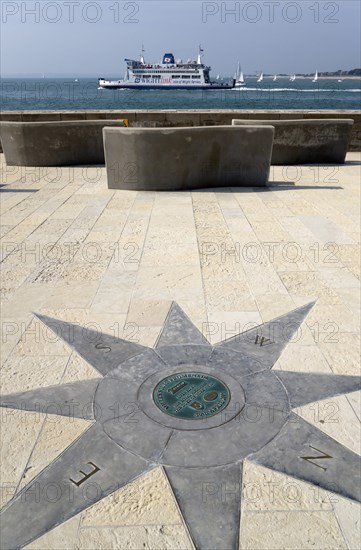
(0, 301, 360, 550)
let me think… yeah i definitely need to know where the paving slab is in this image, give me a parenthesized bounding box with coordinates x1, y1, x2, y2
(0, 152, 360, 550)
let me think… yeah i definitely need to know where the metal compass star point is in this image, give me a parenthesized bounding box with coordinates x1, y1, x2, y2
(0, 301, 360, 550)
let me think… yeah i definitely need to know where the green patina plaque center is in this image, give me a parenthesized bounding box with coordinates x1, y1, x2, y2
(153, 372, 231, 420)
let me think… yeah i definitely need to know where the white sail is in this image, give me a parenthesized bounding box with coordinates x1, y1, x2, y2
(273, 75, 277, 81)
(234, 62, 240, 81)
(234, 63, 246, 88)
(235, 71, 246, 88)
(257, 71, 263, 83)
(312, 71, 318, 83)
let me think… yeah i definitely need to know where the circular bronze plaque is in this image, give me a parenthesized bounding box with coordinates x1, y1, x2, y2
(153, 372, 231, 420)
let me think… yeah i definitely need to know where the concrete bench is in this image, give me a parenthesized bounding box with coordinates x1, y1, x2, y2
(0, 120, 128, 166)
(103, 125, 275, 191)
(231, 119, 354, 165)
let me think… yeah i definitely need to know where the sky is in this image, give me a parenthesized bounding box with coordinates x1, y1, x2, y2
(1, 0, 360, 77)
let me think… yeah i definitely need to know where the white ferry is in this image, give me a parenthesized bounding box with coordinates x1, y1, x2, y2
(98, 47, 235, 90)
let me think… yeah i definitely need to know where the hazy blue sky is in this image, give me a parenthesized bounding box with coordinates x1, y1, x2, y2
(1, 0, 360, 76)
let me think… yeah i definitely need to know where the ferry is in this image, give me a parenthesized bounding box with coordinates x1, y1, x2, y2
(98, 47, 235, 90)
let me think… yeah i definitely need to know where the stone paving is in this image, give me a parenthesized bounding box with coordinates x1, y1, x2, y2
(0, 152, 360, 549)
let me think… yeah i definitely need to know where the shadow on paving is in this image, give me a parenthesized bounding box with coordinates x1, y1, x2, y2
(191, 184, 344, 193)
(344, 160, 361, 166)
(0, 187, 39, 193)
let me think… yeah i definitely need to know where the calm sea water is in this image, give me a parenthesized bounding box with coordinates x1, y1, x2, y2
(1, 78, 361, 111)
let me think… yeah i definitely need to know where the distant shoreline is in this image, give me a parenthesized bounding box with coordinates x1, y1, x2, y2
(254, 76, 361, 81)
(281, 76, 361, 80)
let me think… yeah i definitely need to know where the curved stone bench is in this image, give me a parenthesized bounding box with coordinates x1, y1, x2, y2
(232, 119, 354, 165)
(0, 120, 128, 166)
(103, 125, 275, 191)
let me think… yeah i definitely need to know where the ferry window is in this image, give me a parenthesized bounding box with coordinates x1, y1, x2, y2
(182, 75, 191, 79)
(192, 76, 201, 79)
(172, 75, 178, 78)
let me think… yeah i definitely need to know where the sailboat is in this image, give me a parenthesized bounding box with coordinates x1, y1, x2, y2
(312, 71, 318, 83)
(216, 74, 220, 80)
(290, 74, 296, 82)
(234, 63, 246, 88)
(273, 75, 277, 81)
(257, 71, 263, 83)
(238, 71, 246, 86)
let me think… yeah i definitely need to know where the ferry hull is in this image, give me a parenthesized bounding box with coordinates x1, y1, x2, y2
(98, 82, 235, 91)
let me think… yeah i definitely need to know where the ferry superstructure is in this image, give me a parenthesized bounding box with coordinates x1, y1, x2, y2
(98, 47, 235, 90)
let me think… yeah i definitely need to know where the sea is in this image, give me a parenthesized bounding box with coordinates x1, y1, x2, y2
(1, 77, 361, 111)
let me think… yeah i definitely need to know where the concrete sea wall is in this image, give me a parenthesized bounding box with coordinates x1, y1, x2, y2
(1, 110, 360, 153)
